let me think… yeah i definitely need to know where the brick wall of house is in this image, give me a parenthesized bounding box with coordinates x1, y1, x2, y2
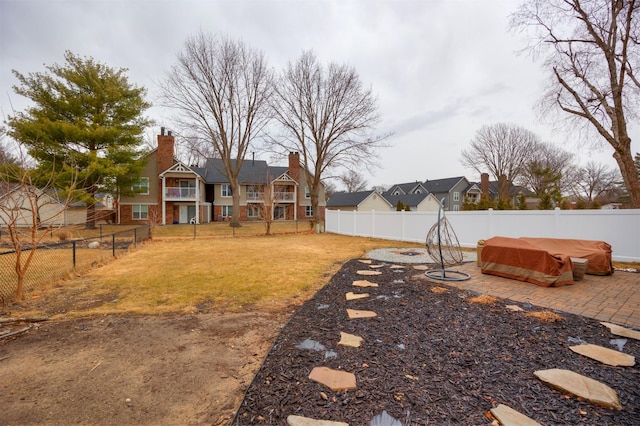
(119, 204, 161, 225)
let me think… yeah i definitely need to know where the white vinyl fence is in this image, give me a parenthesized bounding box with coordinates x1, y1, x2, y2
(325, 208, 640, 262)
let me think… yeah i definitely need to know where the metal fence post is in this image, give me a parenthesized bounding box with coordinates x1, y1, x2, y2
(112, 233, 116, 257)
(72, 240, 76, 268)
(134, 228, 137, 246)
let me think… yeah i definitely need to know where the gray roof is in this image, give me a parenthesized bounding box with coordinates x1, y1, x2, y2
(193, 158, 291, 185)
(468, 180, 534, 197)
(327, 190, 376, 207)
(422, 176, 466, 194)
(384, 192, 431, 208)
(383, 182, 425, 197)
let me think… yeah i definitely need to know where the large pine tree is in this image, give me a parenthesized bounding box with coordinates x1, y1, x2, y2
(8, 51, 151, 228)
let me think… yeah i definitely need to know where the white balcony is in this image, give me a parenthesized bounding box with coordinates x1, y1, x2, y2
(274, 192, 295, 202)
(247, 191, 295, 202)
(165, 187, 197, 200)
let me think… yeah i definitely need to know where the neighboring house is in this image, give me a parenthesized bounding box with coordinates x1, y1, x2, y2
(384, 181, 428, 196)
(118, 129, 326, 224)
(421, 176, 470, 211)
(384, 192, 441, 211)
(0, 184, 116, 227)
(466, 173, 536, 208)
(0, 185, 71, 227)
(326, 190, 391, 211)
(326, 190, 440, 212)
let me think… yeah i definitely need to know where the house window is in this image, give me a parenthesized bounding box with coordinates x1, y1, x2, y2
(222, 205, 233, 217)
(453, 191, 460, 201)
(247, 204, 259, 218)
(132, 178, 149, 195)
(222, 184, 233, 197)
(304, 186, 310, 199)
(132, 205, 148, 220)
(453, 205, 460, 211)
(305, 205, 313, 217)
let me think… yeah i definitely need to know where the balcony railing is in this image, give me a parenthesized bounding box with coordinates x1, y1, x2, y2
(274, 192, 295, 202)
(165, 187, 196, 199)
(246, 191, 295, 202)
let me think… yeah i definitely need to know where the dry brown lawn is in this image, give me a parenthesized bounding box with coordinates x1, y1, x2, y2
(20, 232, 422, 317)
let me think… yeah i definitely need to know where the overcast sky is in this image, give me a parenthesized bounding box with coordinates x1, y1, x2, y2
(1, 0, 636, 190)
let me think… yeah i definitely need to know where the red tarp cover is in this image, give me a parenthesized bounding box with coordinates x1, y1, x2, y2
(519, 237, 613, 276)
(481, 236, 574, 287)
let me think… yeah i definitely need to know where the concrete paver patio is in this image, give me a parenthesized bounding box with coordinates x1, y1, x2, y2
(427, 262, 640, 329)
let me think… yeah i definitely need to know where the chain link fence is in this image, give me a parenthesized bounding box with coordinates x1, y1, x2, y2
(0, 225, 151, 303)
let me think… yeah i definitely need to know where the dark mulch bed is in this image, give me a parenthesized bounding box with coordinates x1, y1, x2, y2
(232, 260, 640, 425)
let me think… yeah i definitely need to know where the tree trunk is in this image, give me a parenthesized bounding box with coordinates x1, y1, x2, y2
(310, 187, 320, 229)
(230, 180, 241, 227)
(86, 202, 96, 230)
(14, 247, 24, 302)
(614, 149, 640, 208)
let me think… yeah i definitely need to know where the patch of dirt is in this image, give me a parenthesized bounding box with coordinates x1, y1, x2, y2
(232, 260, 640, 425)
(0, 295, 291, 425)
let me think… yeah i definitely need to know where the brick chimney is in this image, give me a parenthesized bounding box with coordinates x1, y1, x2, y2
(288, 152, 300, 182)
(480, 173, 489, 200)
(157, 127, 175, 173)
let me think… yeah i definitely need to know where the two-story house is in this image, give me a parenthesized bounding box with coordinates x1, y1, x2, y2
(118, 129, 326, 224)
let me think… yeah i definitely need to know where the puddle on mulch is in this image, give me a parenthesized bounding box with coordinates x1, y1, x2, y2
(611, 338, 628, 351)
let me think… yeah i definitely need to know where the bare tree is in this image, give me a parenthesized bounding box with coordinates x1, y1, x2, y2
(518, 141, 575, 196)
(322, 180, 338, 202)
(0, 142, 77, 302)
(160, 32, 273, 226)
(511, 0, 640, 207)
(461, 123, 540, 200)
(269, 50, 387, 226)
(339, 169, 368, 192)
(257, 180, 274, 236)
(571, 161, 621, 205)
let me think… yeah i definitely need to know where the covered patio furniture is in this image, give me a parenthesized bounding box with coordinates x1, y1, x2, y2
(519, 237, 613, 276)
(481, 236, 574, 287)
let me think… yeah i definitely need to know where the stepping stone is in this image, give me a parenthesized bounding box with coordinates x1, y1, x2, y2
(347, 309, 377, 319)
(287, 415, 348, 426)
(601, 322, 640, 341)
(309, 366, 356, 391)
(353, 280, 378, 288)
(358, 259, 372, 264)
(389, 264, 404, 269)
(534, 368, 622, 410)
(345, 292, 369, 301)
(338, 332, 364, 348)
(413, 265, 429, 271)
(490, 404, 541, 426)
(506, 305, 524, 312)
(569, 344, 635, 366)
(369, 264, 384, 269)
(357, 270, 382, 276)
